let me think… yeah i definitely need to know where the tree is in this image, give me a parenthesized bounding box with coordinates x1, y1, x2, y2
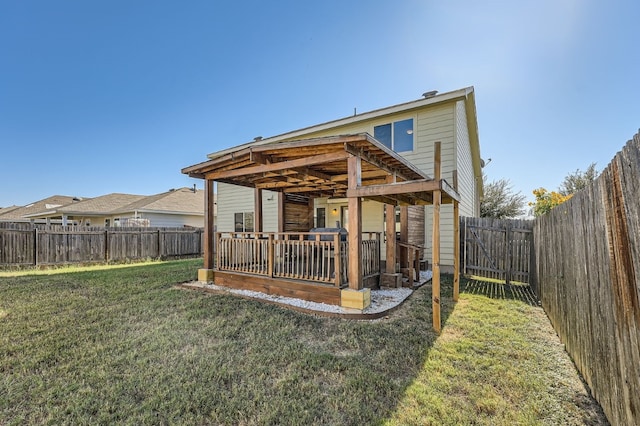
(529, 188, 573, 217)
(558, 162, 598, 196)
(529, 162, 599, 217)
(480, 174, 527, 219)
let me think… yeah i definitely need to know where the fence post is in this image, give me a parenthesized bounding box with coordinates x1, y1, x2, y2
(505, 222, 512, 285)
(33, 227, 38, 266)
(104, 230, 109, 263)
(462, 216, 467, 276)
(158, 229, 162, 258)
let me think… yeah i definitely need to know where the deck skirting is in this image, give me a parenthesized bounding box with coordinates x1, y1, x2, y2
(213, 270, 342, 305)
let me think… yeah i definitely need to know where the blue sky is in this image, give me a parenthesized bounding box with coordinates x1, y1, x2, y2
(1, 0, 638, 209)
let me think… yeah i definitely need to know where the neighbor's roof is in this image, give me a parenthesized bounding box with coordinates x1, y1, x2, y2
(21, 189, 205, 219)
(0, 195, 83, 221)
(112, 187, 204, 216)
(56, 193, 146, 216)
(0, 205, 20, 216)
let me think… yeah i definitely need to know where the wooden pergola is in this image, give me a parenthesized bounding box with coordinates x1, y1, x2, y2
(183, 133, 461, 331)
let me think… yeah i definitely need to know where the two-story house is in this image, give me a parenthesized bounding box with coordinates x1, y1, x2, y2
(183, 86, 482, 317)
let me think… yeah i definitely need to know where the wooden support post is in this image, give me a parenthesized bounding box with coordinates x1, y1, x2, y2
(204, 179, 215, 269)
(347, 154, 362, 290)
(308, 198, 315, 230)
(408, 249, 414, 287)
(104, 229, 109, 263)
(385, 175, 396, 274)
(432, 141, 442, 333)
(453, 169, 460, 302)
(268, 234, 274, 277)
(385, 203, 396, 273)
(334, 233, 342, 287)
(453, 200, 460, 302)
(254, 188, 263, 233)
(399, 206, 408, 267)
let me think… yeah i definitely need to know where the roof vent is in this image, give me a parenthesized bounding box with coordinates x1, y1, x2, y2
(422, 90, 438, 99)
(254, 136, 263, 141)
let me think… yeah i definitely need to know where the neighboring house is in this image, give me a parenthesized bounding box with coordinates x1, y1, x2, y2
(0, 195, 82, 224)
(15, 188, 205, 228)
(109, 187, 206, 228)
(191, 87, 482, 271)
(0, 205, 20, 217)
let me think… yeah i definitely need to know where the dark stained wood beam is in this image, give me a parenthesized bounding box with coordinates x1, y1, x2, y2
(254, 188, 263, 232)
(291, 167, 333, 182)
(343, 144, 413, 181)
(347, 154, 362, 290)
(205, 151, 350, 180)
(346, 179, 438, 197)
(203, 179, 215, 269)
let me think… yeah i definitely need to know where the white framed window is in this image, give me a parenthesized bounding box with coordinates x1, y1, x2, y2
(234, 212, 254, 232)
(374, 118, 414, 152)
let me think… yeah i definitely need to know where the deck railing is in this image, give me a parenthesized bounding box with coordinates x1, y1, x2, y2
(215, 231, 380, 287)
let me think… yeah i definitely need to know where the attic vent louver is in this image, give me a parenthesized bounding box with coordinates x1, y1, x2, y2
(422, 90, 438, 99)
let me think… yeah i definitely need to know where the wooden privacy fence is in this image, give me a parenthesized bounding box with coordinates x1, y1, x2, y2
(0, 224, 204, 267)
(533, 131, 640, 426)
(461, 216, 534, 285)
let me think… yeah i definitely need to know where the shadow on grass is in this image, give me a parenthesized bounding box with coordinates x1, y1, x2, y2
(462, 278, 540, 306)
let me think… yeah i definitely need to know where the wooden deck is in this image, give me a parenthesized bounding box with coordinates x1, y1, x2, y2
(212, 231, 381, 305)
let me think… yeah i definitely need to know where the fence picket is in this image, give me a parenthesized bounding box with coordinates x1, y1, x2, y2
(461, 216, 534, 284)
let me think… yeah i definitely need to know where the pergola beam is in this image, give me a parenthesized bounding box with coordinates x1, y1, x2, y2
(346, 178, 446, 199)
(205, 151, 350, 180)
(344, 143, 414, 182)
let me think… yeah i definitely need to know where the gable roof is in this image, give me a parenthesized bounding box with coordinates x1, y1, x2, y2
(56, 193, 146, 216)
(113, 187, 204, 216)
(0, 205, 20, 216)
(0, 195, 83, 221)
(206, 86, 479, 162)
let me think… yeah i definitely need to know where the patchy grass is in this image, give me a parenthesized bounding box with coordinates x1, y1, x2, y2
(0, 261, 607, 425)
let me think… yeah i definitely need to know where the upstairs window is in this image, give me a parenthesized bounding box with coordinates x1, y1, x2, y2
(374, 118, 414, 152)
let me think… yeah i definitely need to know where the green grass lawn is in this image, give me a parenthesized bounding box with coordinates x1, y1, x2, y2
(0, 260, 607, 425)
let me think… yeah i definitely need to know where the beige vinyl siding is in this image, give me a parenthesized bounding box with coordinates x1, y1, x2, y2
(414, 103, 457, 268)
(137, 213, 203, 228)
(261, 190, 279, 232)
(216, 182, 255, 232)
(403, 103, 455, 178)
(454, 100, 477, 217)
(216, 186, 279, 232)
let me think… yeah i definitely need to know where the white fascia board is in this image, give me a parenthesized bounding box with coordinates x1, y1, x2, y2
(135, 209, 204, 216)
